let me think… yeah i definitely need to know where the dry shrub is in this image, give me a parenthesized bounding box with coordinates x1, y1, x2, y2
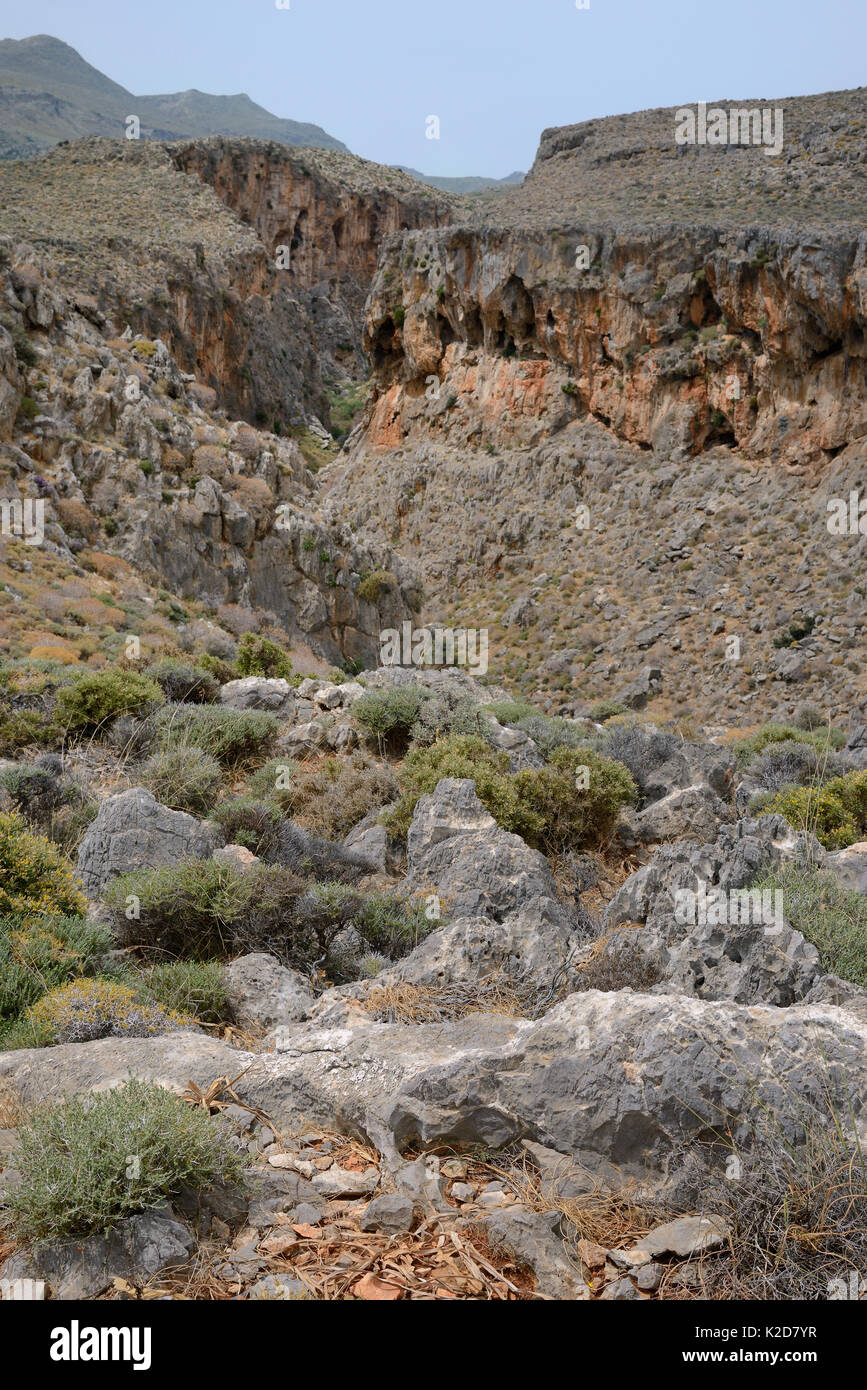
(284, 752, 398, 840)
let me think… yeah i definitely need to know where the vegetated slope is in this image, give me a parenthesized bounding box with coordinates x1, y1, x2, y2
(0, 34, 347, 159)
(320, 87, 867, 724)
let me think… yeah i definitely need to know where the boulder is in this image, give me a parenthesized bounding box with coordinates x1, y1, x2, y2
(76, 787, 220, 896)
(0, 1034, 244, 1106)
(603, 815, 826, 1005)
(0, 1207, 193, 1300)
(826, 842, 867, 895)
(1, 995, 865, 1197)
(617, 784, 733, 847)
(219, 677, 294, 714)
(223, 953, 316, 1031)
(236, 991, 867, 1183)
(614, 666, 662, 710)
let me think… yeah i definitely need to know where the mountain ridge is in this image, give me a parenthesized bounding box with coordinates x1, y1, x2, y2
(0, 33, 348, 158)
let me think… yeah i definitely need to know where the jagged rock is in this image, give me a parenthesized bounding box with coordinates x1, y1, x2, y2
(0, 1207, 193, 1300)
(622, 1215, 729, 1262)
(486, 718, 545, 770)
(76, 787, 220, 895)
(394, 778, 579, 987)
(343, 821, 396, 873)
(363, 665, 509, 706)
(0, 326, 21, 440)
(325, 722, 358, 752)
(617, 785, 733, 847)
(603, 815, 825, 1005)
(826, 842, 867, 895)
(2, 994, 865, 1197)
(275, 720, 329, 757)
(472, 1209, 590, 1300)
(615, 666, 662, 710)
(223, 953, 316, 1031)
(360, 1193, 416, 1234)
(405, 778, 568, 926)
(219, 677, 295, 713)
(237, 991, 867, 1183)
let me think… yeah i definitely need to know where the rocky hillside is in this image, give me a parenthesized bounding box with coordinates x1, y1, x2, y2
(0, 136, 453, 438)
(321, 86, 867, 724)
(0, 34, 348, 159)
(0, 230, 420, 668)
(0, 91, 866, 1309)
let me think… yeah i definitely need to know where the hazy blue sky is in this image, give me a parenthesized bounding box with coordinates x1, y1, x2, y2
(1, 0, 864, 174)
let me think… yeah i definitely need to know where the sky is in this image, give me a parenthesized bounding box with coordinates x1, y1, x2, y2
(1, 0, 865, 175)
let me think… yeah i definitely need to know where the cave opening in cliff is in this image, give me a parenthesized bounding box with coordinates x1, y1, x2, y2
(463, 305, 484, 347)
(332, 216, 345, 250)
(437, 312, 457, 349)
(291, 209, 308, 264)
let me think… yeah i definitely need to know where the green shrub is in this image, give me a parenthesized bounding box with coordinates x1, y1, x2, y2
(0, 812, 87, 920)
(514, 746, 637, 853)
(751, 864, 867, 988)
(733, 723, 847, 767)
(235, 633, 293, 679)
(386, 735, 539, 841)
(211, 795, 283, 856)
(56, 670, 164, 734)
(352, 893, 431, 959)
(410, 691, 493, 747)
(133, 960, 229, 1024)
(198, 652, 238, 685)
(0, 708, 58, 755)
(588, 699, 628, 723)
(26, 977, 190, 1045)
(793, 703, 826, 733)
(140, 745, 223, 816)
(246, 756, 298, 811)
(144, 659, 219, 704)
(0, 756, 96, 852)
(514, 714, 589, 758)
(354, 687, 426, 751)
(0, 914, 112, 1024)
(7, 1079, 244, 1243)
(386, 737, 635, 852)
(759, 771, 867, 850)
(357, 570, 397, 604)
(484, 699, 538, 725)
(773, 614, 815, 648)
(154, 704, 277, 767)
(103, 859, 315, 965)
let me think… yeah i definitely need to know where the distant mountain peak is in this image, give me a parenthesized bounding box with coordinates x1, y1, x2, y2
(0, 33, 348, 159)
